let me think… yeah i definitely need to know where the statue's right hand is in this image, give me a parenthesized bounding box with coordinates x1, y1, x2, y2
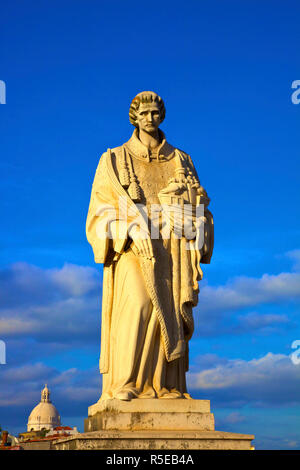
(128, 224, 154, 260)
(131, 238, 154, 260)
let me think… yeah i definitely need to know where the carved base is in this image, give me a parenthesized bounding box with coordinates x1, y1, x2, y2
(53, 429, 254, 450)
(53, 399, 254, 450)
(85, 398, 214, 432)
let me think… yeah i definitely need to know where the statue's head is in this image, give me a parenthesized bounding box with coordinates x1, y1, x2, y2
(129, 91, 166, 133)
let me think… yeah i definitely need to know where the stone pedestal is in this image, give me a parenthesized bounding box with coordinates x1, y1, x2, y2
(85, 398, 214, 432)
(53, 399, 254, 450)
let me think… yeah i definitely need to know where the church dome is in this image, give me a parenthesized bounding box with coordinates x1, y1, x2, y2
(27, 384, 61, 431)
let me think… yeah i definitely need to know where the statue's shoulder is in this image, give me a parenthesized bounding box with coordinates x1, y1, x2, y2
(175, 147, 190, 159)
(161, 139, 190, 161)
(173, 146, 193, 166)
(97, 145, 123, 160)
(94, 150, 108, 174)
(96, 145, 123, 170)
(173, 146, 199, 180)
(98, 145, 126, 180)
(109, 145, 124, 156)
(104, 145, 124, 165)
(108, 145, 125, 175)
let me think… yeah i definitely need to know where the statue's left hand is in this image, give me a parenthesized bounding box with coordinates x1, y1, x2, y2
(159, 181, 186, 195)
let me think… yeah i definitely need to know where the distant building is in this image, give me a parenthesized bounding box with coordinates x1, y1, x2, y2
(19, 425, 79, 450)
(19, 429, 47, 442)
(47, 426, 78, 437)
(19, 385, 79, 450)
(0, 430, 20, 450)
(27, 384, 61, 431)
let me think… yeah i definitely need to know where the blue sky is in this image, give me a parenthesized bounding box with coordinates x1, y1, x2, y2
(0, 0, 300, 450)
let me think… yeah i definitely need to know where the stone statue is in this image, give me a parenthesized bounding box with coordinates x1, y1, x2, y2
(86, 91, 214, 401)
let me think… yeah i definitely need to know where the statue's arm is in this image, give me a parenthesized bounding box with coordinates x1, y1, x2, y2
(86, 152, 130, 263)
(86, 153, 111, 263)
(86, 151, 139, 263)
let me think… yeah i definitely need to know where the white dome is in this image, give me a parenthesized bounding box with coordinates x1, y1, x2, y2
(27, 385, 61, 431)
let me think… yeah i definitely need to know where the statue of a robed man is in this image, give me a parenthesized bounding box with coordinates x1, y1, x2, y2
(86, 91, 214, 401)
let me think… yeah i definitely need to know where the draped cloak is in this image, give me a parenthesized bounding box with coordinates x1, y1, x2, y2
(86, 129, 214, 399)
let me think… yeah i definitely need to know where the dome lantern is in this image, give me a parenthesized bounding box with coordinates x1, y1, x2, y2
(41, 384, 51, 403)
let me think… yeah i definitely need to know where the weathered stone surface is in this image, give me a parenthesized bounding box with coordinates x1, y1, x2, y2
(52, 398, 254, 450)
(85, 398, 214, 432)
(85, 411, 214, 433)
(20, 440, 53, 450)
(53, 430, 255, 450)
(88, 398, 211, 415)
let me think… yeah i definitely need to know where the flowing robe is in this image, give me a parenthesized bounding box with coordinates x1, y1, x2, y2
(86, 129, 214, 399)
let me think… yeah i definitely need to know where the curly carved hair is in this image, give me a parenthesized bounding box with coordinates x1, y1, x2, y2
(129, 91, 166, 127)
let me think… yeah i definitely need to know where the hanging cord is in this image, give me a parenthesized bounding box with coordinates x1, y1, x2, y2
(119, 146, 130, 188)
(127, 151, 141, 202)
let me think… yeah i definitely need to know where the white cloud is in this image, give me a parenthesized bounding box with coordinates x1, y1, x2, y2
(0, 262, 101, 343)
(198, 271, 300, 314)
(222, 411, 246, 424)
(0, 262, 100, 309)
(0, 318, 40, 335)
(187, 352, 300, 407)
(0, 361, 101, 428)
(194, 263, 300, 336)
(50, 263, 100, 296)
(237, 312, 289, 330)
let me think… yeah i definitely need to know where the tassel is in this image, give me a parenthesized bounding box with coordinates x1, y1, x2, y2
(119, 168, 130, 187)
(128, 181, 141, 202)
(119, 146, 130, 188)
(127, 153, 141, 202)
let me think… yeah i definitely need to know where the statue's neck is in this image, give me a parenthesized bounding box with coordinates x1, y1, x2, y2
(138, 128, 161, 150)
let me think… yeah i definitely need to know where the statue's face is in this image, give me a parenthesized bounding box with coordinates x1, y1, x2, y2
(136, 102, 160, 133)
